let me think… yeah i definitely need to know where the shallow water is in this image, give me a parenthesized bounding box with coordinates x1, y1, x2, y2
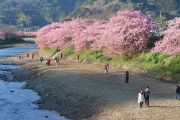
(0, 45, 37, 57)
(0, 45, 67, 120)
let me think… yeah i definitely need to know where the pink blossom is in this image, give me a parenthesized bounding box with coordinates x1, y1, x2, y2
(0, 32, 5, 40)
(36, 10, 154, 55)
(153, 17, 180, 55)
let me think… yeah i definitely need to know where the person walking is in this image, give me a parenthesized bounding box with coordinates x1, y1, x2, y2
(138, 90, 144, 108)
(40, 56, 43, 63)
(144, 87, 150, 107)
(54, 57, 59, 66)
(104, 64, 109, 74)
(27, 53, 29, 57)
(32, 53, 35, 59)
(176, 85, 180, 100)
(125, 71, 129, 83)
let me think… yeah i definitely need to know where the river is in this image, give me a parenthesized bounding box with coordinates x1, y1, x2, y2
(0, 45, 67, 120)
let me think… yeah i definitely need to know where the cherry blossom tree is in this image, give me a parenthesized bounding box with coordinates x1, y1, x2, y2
(36, 19, 95, 49)
(36, 10, 154, 56)
(100, 10, 154, 55)
(153, 17, 180, 55)
(73, 19, 107, 50)
(36, 22, 63, 48)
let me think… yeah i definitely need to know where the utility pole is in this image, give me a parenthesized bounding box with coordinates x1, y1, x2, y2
(159, 10, 163, 32)
(159, 10, 162, 31)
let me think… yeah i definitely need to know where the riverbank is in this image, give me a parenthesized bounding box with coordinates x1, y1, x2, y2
(0, 38, 35, 49)
(0, 43, 34, 49)
(39, 47, 180, 83)
(1, 53, 180, 120)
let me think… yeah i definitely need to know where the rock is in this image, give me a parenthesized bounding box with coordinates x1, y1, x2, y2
(10, 90, 14, 93)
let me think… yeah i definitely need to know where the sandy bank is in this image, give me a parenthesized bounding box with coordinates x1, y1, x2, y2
(1, 54, 180, 120)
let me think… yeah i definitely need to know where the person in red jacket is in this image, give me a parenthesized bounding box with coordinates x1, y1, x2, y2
(32, 53, 35, 59)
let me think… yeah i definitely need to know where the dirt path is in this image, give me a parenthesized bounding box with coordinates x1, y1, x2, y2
(1, 56, 180, 120)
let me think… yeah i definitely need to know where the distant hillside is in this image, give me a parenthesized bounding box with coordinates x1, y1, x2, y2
(1, 0, 179, 28)
(0, 0, 85, 27)
(68, 0, 180, 20)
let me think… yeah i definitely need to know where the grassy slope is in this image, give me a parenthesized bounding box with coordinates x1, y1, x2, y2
(38, 46, 180, 82)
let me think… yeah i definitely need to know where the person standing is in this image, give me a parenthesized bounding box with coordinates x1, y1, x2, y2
(104, 64, 109, 74)
(176, 85, 180, 100)
(144, 87, 150, 107)
(77, 54, 80, 62)
(46, 59, 51, 66)
(125, 71, 129, 83)
(27, 53, 29, 57)
(138, 90, 144, 108)
(57, 56, 60, 63)
(18, 54, 21, 59)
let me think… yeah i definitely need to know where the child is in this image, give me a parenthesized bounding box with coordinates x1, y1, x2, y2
(138, 90, 144, 108)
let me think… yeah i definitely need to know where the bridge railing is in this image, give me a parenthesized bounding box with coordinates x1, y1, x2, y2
(16, 31, 37, 38)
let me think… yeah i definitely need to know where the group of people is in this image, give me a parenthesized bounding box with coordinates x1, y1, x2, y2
(39, 56, 59, 66)
(104, 63, 180, 108)
(18, 52, 179, 108)
(26, 53, 35, 59)
(18, 54, 23, 59)
(19, 52, 63, 66)
(18, 53, 35, 59)
(104, 64, 129, 83)
(138, 87, 151, 108)
(138, 85, 180, 108)
(39, 55, 61, 66)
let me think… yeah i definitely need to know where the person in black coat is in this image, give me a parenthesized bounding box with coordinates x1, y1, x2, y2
(144, 86, 151, 106)
(125, 71, 129, 83)
(176, 85, 180, 100)
(77, 54, 80, 62)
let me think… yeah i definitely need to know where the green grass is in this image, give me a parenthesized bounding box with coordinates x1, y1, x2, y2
(37, 48, 57, 57)
(39, 46, 180, 77)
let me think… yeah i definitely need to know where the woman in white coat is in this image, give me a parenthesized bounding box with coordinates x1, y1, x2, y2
(138, 90, 144, 108)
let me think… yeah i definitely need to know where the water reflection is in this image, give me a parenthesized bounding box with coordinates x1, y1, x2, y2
(0, 45, 37, 57)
